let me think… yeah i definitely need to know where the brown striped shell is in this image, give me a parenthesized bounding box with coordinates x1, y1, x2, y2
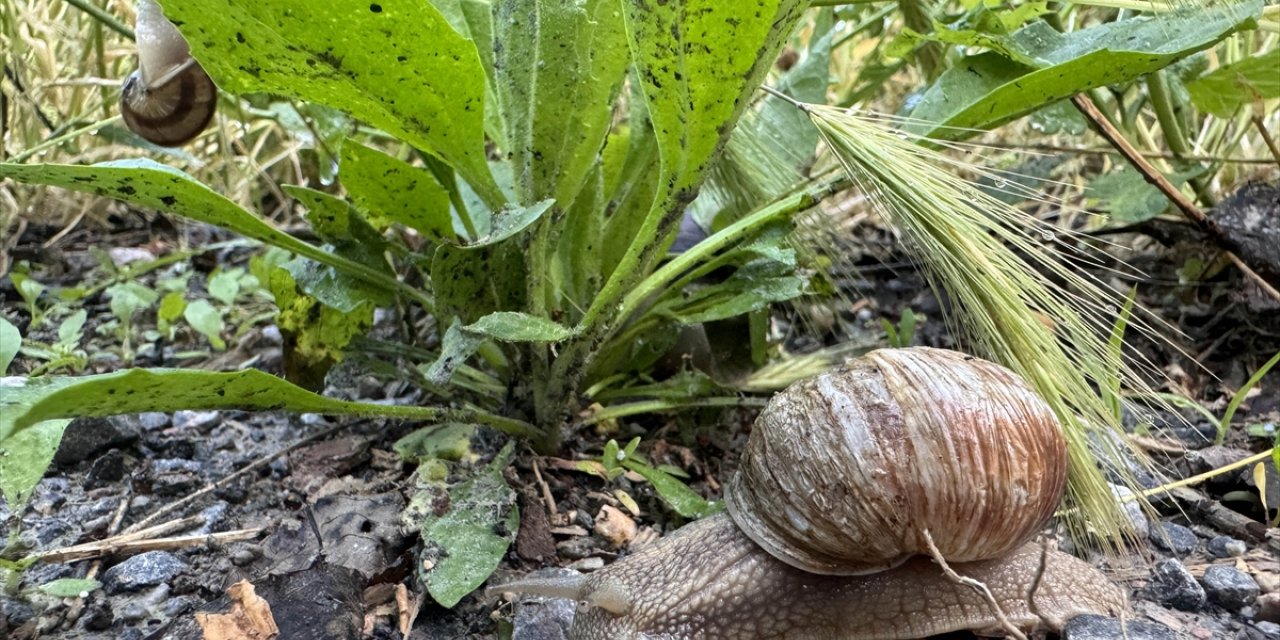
(120, 0, 216, 147)
(725, 347, 1068, 575)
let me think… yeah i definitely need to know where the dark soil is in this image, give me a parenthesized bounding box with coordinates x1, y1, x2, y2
(2, 185, 1279, 639)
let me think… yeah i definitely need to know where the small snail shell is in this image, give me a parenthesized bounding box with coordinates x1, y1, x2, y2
(726, 347, 1067, 575)
(120, 0, 216, 146)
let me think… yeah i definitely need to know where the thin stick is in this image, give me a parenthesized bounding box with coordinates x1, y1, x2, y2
(531, 456, 558, 516)
(36, 528, 265, 563)
(1025, 536, 1052, 629)
(1251, 115, 1280, 168)
(922, 529, 1028, 640)
(123, 421, 349, 534)
(1071, 94, 1280, 302)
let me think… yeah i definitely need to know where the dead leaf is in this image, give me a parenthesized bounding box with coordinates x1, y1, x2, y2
(196, 580, 279, 640)
(396, 583, 422, 638)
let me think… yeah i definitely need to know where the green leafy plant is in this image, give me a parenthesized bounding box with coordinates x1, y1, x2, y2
(2, 0, 1271, 607)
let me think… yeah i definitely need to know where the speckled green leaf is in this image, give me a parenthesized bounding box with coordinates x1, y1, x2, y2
(467, 311, 574, 342)
(1187, 47, 1280, 117)
(36, 578, 102, 598)
(622, 458, 719, 519)
(623, 0, 806, 203)
(0, 368, 467, 443)
(1, 317, 19, 373)
(907, 2, 1262, 139)
(418, 442, 517, 608)
(0, 161, 391, 295)
(0, 417, 69, 511)
(494, 0, 629, 206)
(340, 144, 454, 240)
(157, 0, 504, 206)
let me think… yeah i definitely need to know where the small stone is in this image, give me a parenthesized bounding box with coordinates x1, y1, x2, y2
(1207, 535, 1247, 558)
(54, 416, 140, 467)
(231, 545, 261, 567)
(84, 449, 128, 488)
(1147, 558, 1206, 611)
(1201, 564, 1259, 610)
(510, 568, 578, 640)
(1062, 614, 1176, 640)
(102, 551, 189, 594)
(1110, 484, 1150, 537)
(137, 412, 171, 431)
(1256, 621, 1280, 638)
(1259, 592, 1280, 624)
(593, 505, 637, 548)
(116, 602, 149, 623)
(0, 596, 35, 627)
(173, 410, 220, 432)
(1149, 522, 1198, 556)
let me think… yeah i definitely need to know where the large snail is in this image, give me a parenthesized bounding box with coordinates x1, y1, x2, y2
(119, 0, 216, 146)
(494, 347, 1128, 639)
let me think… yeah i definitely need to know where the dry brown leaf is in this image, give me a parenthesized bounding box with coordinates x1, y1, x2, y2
(195, 580, 279, 640)
(396, 583, 422, 638)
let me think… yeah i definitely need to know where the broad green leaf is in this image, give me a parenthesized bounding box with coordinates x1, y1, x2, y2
(270, 266, 373, 390)
(1089, 165, 1207, 224)
(467, 312, 574, 342)
(555, 164, 605, 310)
(340, 144, 454, 240)
(183, 300, 225, 350)
(621, 458, 719, 519)
(624, 0, 806, 203)
(36, 578, 102, 598)
(0, 368, 478, 443)
(57, 310, 87, 347)
(394, 423, 478, 463)
(0, 418, 69, 510)
(280, 257, 391, 313)
(493, 0, 629, 206)
(460, 199, 554, 248)
(1187, 48, 1280, 117)
(430, 0, 506, 146)
(107, 282, 159, 325)
(0, 161, 394, 295)
(907, 2, 1262, 138)
(206, 269, 242, 306)
(283, 185, 389, 260)
(158, 0, 504, 207)
(157, 292, 187, 336)
(431, 244, 526, 325)
(0, 317, 20, 373)
(418, 442, 518, 608)
(425, 320, 486, 385)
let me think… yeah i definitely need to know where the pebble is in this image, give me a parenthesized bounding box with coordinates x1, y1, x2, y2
(1147, 558, 1206, 611)
(1256, 621, 1280, 638)
(1110, 484, 1151, 537)
(1201, 565, 1259, 610)
(116, 602, 149, 623)
(173, 410, 221, 432)
(230, 545, 261, 567)
(137, 412, 172, 431)
(510, 568, 578, 640)
(0, 596, 35, 627)
(53, 416, 141, 467)
(1062, 614, 1176, 640)
(1150, 522, 1198, 556)
(102, 551, 189, 594)
(1208, 535, 1248, 558)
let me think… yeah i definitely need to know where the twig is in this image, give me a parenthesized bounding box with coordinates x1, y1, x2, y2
(1025, 536, 1052, 629)
(35, 528, 265, 564)
(123, 420, 350, 534)
(531, 456, 558, 516)
(922, 529, 1028, 640)
(1252, 115, 1280, 168)
(1071, 94, 1280, 302)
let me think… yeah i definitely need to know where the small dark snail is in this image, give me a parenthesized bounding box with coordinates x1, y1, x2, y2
(120, 0, 216, 147)
(495, 347, 1128, 639)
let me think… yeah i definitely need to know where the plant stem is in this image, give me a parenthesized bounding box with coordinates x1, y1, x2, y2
(582, 397, 769, 425)
(1147, 70, 1215, 206)
(1216, 350, 1280, 445)
(11, 114, 123, 163)
(63, 0, 134, 40)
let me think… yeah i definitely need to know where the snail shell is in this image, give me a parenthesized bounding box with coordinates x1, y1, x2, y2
(120, 0, 216, 146)
(726, 347, 1068, 575)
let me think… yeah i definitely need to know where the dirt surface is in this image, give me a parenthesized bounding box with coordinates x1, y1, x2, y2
(2, 185, 1279, 639)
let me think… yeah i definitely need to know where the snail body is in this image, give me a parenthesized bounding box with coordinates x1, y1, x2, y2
(496, 348, 1127, 639)
(120, 0, 216, 146)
